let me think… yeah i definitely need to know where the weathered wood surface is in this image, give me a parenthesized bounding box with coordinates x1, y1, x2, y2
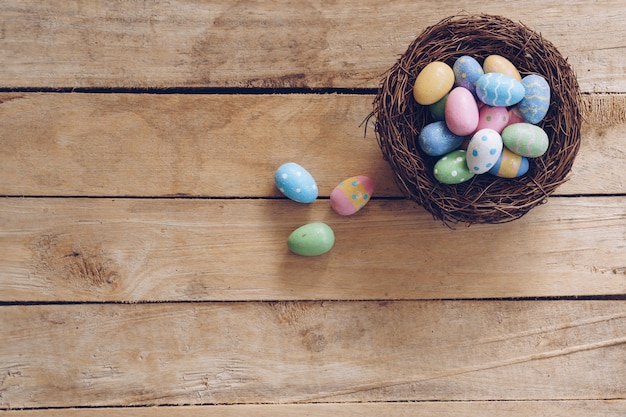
(1, 93, 624, 197)
(4, 401, 626, 417)
(1, 197, 625, 302)
(1, 0, 625, 91)
(1, 301, 625, 408)
(1, 0, 625, 415)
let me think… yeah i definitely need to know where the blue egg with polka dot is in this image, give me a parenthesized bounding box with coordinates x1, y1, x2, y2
(466, 128, 503, 174)
(274, 162, 318, 203)
(453, 55, 484, 97)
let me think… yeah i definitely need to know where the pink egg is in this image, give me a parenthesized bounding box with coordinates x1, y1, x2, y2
(444, 87, 479, 136)
(330, 175, 374, 216)
(475, 106, 509, 134)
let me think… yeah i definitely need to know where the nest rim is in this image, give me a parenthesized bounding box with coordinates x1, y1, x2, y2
(371, 14, 582, 226)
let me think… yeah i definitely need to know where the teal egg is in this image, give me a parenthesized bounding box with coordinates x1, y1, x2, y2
(274, 162, 318, 203)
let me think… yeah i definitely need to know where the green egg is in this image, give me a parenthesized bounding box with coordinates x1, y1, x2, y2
(433, 150, 475, 184)
(287, 222, 335, 256)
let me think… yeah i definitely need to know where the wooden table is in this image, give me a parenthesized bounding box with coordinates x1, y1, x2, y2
(1, 1, 625, 415)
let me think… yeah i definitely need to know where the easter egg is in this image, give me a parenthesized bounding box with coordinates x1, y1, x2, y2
(418, 121, 465, 156)
(434, 150, 475, 185)
(475, 105, 509, 134)
(413, 61, 455, 105)
(483, 55, 522, 80)
(517, 74, 551, 124)
(488, 147, 530, 178)
(502, 123, 549, 158)
(330, 175, 374, 216)
(274, 162, 318, 203)
(453, 55, 484, 96)
(288, 222, 335, 256)
(475, 73, 525, 107)
(444, 87, 479, 136)
(466, 128, 503, 174)
(429, 93, 449, 121)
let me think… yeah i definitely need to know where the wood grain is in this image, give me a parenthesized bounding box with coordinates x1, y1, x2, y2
(0, 93, 624, 197)
(1, 197, 624, 302)
(1, 301, 624, 408)
(2, 401, 626, 416)
(1, 1, 625, 91)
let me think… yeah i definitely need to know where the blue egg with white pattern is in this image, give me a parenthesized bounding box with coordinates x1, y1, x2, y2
(475, 73, 525, 107)
(466, 128, 503, 174)
(516, 74, 551, 124)
(274, 162, 318, 203)
(418, 121, 465, 156)
(453, 55, 484, 97)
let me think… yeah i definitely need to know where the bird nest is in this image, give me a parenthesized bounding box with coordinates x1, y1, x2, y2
(371, 14, 581, 225)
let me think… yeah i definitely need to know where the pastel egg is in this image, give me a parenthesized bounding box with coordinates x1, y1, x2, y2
(453, 55, 484, 96)
(288, 222, 335, 256)
(433, 150, 475, 185)
(466, 128, 503, 174)
(274, 162, 318, 203)
(475, 73, 525, 107)
(418, 121, 465, 156)
(330, 175, 374, 216)
(516, 74, 551, 124)
(488, 147, 530, 178)
(483, 55, 522, 80)
(444, 86, 479, 136)
(475, 105, 509, 134)
(429, 93, 449, 121)
(413, 61, 455, 105)
(502, 123, 550, 158)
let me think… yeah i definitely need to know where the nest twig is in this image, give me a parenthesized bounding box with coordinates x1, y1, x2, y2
(371, 14, 582, 225)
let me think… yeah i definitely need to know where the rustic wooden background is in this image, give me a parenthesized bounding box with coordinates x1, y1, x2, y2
(1, 1, 625, 415)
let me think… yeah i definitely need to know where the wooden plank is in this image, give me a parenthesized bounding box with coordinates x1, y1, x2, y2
(0, 1, 625, 91)
(1, 197, 624, 302)
(2, 401, 626, 416)
(0, 93, 624, 197)
(0, 301, 624, 408)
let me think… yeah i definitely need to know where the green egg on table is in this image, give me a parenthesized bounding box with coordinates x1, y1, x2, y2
(433, 149, 475, 185)
(287, 222, 335, 256)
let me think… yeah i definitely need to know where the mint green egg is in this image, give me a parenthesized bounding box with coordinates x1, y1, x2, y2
(433, 150, 475, 185)
(288, 222, 335, 256)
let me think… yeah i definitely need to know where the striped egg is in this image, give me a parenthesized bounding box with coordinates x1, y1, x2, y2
(502, 123, 549, 158)
(476, 73, 525, 107)
(488, 147, 530, 178)
(516, 74, 551, 124)
(330, 175, 374, 216)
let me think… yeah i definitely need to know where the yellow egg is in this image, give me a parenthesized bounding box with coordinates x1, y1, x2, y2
(413, 61, 454, 105)
(483, 55, 522, 81)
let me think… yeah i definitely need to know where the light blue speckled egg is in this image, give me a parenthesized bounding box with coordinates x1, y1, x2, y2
(274, 162, 318, 203)
(476, 73, 525, 107)
(516, 74, 550, 124)
(453, 55, 484, 97)
(418, 121, 465, 156)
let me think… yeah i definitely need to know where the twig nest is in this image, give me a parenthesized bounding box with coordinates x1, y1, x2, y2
(371, 14, 582, 225)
